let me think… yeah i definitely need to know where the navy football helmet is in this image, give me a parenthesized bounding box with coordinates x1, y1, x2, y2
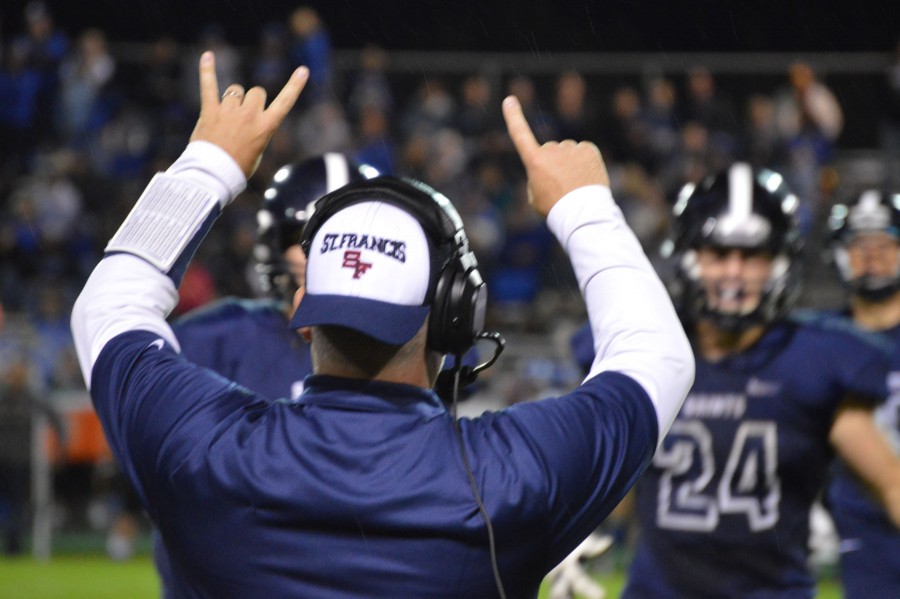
(828, 189, 900, 301)
(663, 162, 803, 330)
(255, 153, 378, 299)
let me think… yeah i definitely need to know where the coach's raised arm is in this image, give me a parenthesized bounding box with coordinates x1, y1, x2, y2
(71, 53, 307, 387)
(502, 96, 694, 443)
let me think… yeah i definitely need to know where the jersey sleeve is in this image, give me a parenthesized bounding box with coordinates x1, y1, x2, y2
(807, 313, 892, 407)
(464, 371, 657, 568)
(89, 330, 265, 517)
(833, 329, 891, 406)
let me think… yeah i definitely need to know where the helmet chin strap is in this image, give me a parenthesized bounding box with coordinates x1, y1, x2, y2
(834, 241, 900, 303)
(852, 277, 900, 302)
(700, 291, 765, 331)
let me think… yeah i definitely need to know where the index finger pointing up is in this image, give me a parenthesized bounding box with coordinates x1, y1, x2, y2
(198, 52, 219, 112)
(502, 95, 539, 163)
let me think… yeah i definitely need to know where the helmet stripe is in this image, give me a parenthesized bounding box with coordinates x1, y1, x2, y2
(323, 153, 351, 193)
(858, 189, 881, 211)
(728, 162, 754, 221)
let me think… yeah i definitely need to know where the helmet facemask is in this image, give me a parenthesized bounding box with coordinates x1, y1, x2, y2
(255, 205, 308, 303)
(833, 234, 900, 303)
(679, 247, 796, 332)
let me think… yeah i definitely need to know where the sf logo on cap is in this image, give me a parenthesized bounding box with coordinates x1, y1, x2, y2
(342, 250, 373, 279)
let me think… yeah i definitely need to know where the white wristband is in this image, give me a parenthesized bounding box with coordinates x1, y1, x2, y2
(105, 173, 220, 272)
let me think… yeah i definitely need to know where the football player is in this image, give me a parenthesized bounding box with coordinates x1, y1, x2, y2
(826, 189, 900, 599)
(620, 163, 900, 597)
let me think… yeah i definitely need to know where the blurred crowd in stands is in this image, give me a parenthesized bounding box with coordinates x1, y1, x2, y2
(1, 1, 900, 554)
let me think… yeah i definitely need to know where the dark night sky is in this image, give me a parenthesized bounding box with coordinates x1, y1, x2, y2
(1, 0, 898, 52)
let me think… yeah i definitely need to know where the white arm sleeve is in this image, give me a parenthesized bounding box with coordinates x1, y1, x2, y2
(547, 186, 694, 443)
(71, 141, 246, 389)
(72, 255, 180, 387)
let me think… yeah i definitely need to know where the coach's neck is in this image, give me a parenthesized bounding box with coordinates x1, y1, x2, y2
(306, 322, 442, 389)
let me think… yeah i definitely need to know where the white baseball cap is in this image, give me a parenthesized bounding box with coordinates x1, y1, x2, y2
(288, 201, 435, 345)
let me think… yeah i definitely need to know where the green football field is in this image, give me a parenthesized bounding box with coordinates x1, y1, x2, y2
(0, 555, 844, 598)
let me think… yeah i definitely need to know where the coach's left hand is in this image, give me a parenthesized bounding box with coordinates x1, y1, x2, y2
(189, 51, 309, 178)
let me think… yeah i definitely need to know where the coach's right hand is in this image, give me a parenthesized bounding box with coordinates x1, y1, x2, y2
(502, 95, 610, 217)
(190, 51, 309, 179)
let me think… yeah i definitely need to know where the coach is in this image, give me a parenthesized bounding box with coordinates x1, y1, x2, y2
(71, 52, 693, 597)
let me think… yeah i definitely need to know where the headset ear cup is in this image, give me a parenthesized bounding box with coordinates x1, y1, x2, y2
(467, 272, 487, 339)
(428, 264, 456, 353)
(447, 268, 474, 353)
(428, 261, 486, 354)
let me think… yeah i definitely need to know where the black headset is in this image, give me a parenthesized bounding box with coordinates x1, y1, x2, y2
(299, 175, 487, 355)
